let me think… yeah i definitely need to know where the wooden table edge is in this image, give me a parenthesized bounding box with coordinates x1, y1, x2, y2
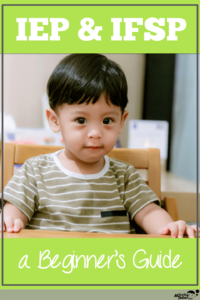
(2, 229, 173, 238)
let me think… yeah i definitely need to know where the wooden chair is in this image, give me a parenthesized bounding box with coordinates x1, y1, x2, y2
(1, 143, 179, 223)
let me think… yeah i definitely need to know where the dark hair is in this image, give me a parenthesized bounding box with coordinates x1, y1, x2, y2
(47, 54, 128, 114)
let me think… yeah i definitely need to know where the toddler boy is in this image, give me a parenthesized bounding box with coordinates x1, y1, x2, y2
(0, 54, 197, 237)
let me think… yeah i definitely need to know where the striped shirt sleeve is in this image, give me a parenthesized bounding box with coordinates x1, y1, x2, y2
(123, 165, 160, 220)
(1, 160, 37, 220)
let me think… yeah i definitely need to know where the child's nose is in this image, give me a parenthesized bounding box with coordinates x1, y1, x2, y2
(88, 128, 102, 139)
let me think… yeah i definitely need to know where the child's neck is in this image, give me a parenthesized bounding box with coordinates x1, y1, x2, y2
(58, 150, 105, 175)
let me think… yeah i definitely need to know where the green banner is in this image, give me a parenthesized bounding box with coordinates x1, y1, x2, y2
(3, 5, 197, 53)
(0, 238, 197, 286)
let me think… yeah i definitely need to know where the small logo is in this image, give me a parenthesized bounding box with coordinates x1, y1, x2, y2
(174, 290, 199, 299)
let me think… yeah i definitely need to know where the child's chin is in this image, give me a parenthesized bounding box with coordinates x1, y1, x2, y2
(83, 155, 104, 163)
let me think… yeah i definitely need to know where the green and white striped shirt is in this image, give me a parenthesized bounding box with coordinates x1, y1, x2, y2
(2, 150, 160, 234)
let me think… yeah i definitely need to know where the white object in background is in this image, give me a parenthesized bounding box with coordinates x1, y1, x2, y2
(128, 120, 169, 160)
(4, 127, 65, 146)
(41, 94, 51, 130)
(0, 113, 17, 133)
(0, 113, 17, 139)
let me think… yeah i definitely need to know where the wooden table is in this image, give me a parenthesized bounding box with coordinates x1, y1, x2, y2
(2, 229, 171, 238)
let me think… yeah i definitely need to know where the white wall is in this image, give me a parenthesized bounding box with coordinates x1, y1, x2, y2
(3, 54, 145, 147)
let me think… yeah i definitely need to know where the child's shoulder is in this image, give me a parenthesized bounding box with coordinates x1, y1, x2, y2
(25, 152, 55, 167)
(108, 157, 136, 173)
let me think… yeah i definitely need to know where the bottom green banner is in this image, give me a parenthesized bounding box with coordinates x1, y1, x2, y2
(0, 238, 197, 286)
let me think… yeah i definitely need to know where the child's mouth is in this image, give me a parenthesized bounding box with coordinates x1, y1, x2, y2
(86, 146, 102, 149)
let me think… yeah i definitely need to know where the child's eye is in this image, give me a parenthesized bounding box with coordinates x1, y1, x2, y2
(103, 118, 113, 125)
(76, 118, 87, 124)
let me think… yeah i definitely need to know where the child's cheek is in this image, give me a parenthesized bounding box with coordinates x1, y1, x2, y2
(105, 132, 118, 148)
(70, 132, 85, 146)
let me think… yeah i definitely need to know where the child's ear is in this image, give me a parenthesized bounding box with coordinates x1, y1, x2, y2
(46, 108, 60, 133)
(118, 110, 129, 134)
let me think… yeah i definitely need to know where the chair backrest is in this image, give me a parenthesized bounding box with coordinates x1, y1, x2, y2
(1, 143, 161, 199)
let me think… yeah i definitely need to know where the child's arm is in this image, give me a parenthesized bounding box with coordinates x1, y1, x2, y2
(134, 202, 196, 238)
(0, 202, 28, 233)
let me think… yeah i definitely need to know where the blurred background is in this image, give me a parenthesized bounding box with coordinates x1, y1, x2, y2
(1, 54, 199, 223)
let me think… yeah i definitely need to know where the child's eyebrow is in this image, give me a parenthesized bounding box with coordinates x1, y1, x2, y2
(71, 111, 120, 116)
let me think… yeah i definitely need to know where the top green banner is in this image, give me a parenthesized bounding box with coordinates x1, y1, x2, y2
(3, 5, 197, 53)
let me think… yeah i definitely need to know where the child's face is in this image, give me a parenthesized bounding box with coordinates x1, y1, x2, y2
(47, 94, 129, 163)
